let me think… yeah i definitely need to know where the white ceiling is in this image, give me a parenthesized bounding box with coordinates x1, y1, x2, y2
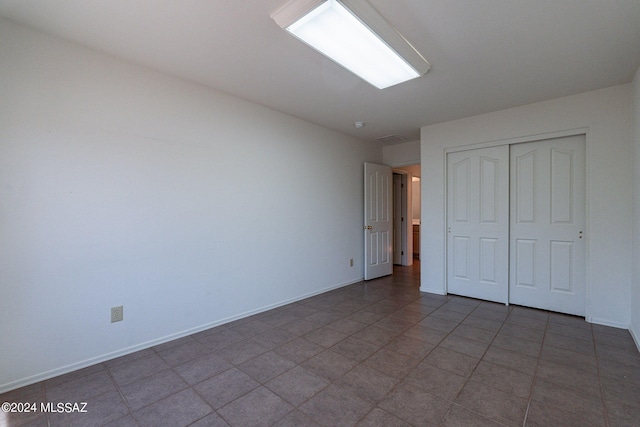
(2, 0, 640, 143)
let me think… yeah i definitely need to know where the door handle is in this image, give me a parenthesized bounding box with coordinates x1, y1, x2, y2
(363, 225, 373, 230)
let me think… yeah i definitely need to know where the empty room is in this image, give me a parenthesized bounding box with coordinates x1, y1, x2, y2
(1, 0, 640, 426)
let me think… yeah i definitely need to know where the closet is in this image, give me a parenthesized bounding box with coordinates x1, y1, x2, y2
(446, 135, 586, 316)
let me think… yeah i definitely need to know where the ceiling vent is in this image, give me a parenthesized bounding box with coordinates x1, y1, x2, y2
(375, 134, 408, 144)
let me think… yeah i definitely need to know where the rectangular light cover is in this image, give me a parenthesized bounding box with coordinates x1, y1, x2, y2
(284, 0, 420, 89)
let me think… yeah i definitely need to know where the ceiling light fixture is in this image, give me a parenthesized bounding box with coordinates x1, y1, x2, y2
(271, 0, 430, 89)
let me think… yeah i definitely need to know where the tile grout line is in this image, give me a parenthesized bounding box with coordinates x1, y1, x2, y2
(195, 274, 423, 426)
(348, 295, 453, 426)
(446, 301, 522, 426)
(358, 296, 515, 425)
(317, 286, 443, 426)
(430, 299, 490, 426)
(106, 362, 144, 426)
(521, 311, 550, 427)
(592, 324, 611, 427)
(258, 278, 436, 425)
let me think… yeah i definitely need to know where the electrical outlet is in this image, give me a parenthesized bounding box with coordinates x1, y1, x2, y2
(349, 258, 354, 267)
(111, 306, 123, 323)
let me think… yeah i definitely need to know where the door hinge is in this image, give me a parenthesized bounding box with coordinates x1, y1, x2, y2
(401, 251, 404, 255)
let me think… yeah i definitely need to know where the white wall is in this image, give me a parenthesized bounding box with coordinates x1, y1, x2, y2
(0, 19, 381, 392)
(421, 85, 633, 328)
(382, 139, 420, 167)
(631, 66, 640, 348)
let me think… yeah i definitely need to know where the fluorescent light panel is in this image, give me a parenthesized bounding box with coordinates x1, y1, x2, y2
(272, 0, 429, 89)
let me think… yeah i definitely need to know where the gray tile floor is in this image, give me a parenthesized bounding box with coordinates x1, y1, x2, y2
(2, 262, 640, 426)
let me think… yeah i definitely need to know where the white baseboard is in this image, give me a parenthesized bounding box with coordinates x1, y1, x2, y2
(0, 277, 364, 394)
(419, 286, 446, 295)
(630, 324, 640, 353)
(587, 316, 629, 330)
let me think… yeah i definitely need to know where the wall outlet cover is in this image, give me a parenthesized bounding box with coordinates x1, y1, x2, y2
(111, 306, 123, 323)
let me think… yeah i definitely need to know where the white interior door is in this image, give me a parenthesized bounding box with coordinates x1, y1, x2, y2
(510, 135, 586, 315)
(364, 162, 393, 280)
(446, 146, 509, 303)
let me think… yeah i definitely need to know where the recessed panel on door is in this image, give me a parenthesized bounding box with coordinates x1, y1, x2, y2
(480, 157, 499, 224)
(479, 238, 498, 283)
(550, 240, 574, 293)
(453, 159, 470, 223)
(515, 151, 536, 224)
(453, 236, 470, 280)
(515, 239, 536, 288)
(551, 149, 573, 224)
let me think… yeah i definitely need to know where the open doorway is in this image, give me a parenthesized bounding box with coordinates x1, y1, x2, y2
(392, 164, 420, 266)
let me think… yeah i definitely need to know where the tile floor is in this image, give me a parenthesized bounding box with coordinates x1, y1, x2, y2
(2, 262, 640, 426)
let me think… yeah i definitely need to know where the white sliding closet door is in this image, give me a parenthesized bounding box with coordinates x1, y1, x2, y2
(510, 135, 586, 315)
(446, 146, 510, 303)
